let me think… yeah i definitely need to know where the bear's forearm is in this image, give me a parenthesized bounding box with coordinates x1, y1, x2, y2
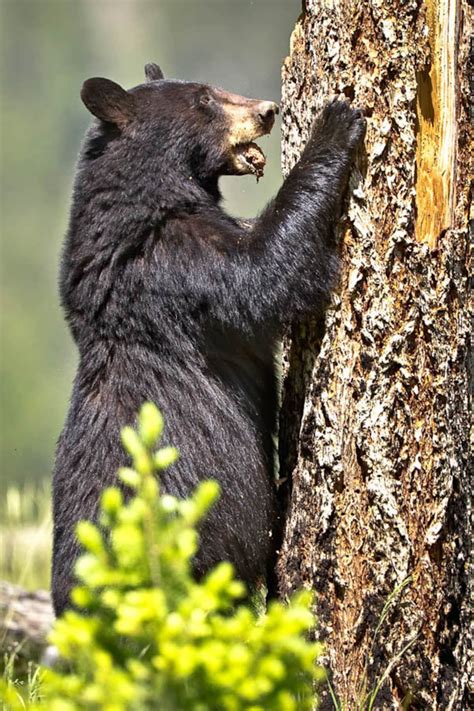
(254, 150, 350, 256)
(254, 100, 364, 253)
(242, 158, 354, 322)
(240, 101, 365, 324)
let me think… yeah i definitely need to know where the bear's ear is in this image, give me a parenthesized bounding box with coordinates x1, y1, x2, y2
(81, 78, 136, 127)
(144, 63, 164, 82)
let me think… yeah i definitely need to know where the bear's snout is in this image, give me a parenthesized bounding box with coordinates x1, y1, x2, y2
(255, 102, 279, 133)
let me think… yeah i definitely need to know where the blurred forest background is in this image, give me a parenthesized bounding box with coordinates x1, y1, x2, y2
(0, 0, 298, 588)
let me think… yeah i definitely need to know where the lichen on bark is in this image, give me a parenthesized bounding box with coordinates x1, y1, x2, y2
(277, 1, 473, 708)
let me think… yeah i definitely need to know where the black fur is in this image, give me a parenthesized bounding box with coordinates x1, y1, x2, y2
(52, 71, 365, 616)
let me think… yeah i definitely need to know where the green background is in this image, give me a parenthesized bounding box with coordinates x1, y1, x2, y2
(0, 0, 298, 489)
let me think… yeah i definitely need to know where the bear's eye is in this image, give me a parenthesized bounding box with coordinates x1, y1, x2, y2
(199, 92, 215, 109)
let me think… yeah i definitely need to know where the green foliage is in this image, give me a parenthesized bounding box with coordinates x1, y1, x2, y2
(2, 403, 324, 710)
(2, 653, 44, 710)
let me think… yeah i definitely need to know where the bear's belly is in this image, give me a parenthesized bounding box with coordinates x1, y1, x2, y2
(53, 335, 278, 606)
(151, 344, 278, 583)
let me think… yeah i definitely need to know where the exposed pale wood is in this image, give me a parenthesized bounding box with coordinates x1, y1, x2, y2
(415, 0, 458, 247)
(277, 1, 473, 708)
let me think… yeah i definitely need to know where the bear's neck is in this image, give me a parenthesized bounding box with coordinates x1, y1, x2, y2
(75, 124, 225, 228)
(70, 158, 222, 241)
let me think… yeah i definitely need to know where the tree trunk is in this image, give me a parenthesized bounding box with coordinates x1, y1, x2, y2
(277, 1, 472, 709)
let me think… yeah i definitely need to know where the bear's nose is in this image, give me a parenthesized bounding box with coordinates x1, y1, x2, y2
(256, 101, 279, 129)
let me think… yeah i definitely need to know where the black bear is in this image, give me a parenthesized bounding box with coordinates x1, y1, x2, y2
(52, 62, 365, 616)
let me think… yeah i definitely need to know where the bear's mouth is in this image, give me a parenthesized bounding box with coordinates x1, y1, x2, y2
(233, 141, 266, 180)
(219, 93, 278, 179)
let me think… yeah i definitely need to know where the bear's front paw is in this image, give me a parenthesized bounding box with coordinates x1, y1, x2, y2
(315, 99, 366, 152)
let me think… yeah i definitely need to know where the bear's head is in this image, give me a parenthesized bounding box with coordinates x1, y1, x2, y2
(80, 63, 278, 185)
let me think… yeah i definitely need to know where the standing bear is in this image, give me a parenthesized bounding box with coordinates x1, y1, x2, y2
(52, 62, 365, 615)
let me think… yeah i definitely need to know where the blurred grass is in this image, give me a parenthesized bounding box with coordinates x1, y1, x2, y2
(0, 482, 51, 590)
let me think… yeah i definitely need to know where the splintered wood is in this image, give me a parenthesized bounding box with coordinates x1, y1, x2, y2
(415, 0, 458, 247)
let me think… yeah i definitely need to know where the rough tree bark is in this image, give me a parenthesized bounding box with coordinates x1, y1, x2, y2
(277, 1, 472, 709)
